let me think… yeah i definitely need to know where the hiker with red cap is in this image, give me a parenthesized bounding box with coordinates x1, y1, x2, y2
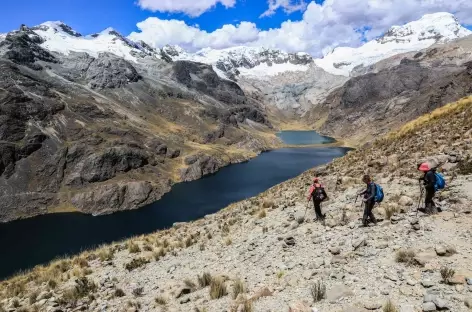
(307, 177, 328, 221)
(417, 162, 439, 214)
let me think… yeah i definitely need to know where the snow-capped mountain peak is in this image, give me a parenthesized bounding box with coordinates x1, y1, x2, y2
(316, 12, 472, 76)
(29, 22, 157, 62)
(161, 45, 314, 79)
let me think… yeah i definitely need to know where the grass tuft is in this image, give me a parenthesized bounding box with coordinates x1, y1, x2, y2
(383, 299, 399, 312)
(310, 280, 326, 302)
(440, 266, 455, 284)
(209, 277, 227, 299)
(128, 241, 141, 254)
(395, 249, 416, 266)
(155, 294, 168, 305)
(124, 257, 149, 271)
(232, 278, 246, 299)
(198, 272, 212, 288)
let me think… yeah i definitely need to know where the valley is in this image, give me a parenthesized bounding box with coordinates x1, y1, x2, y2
(1, 9, 472, 312)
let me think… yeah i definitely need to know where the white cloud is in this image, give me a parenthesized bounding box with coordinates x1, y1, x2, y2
(130, 0, 472, 56)
(260, 0, 307, 17)
(136, 0, 237, 17)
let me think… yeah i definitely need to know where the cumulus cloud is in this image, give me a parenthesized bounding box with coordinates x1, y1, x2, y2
(260, 0, 307, 17)
(130, 0, 472, 56)
(136, 0, 236, 17)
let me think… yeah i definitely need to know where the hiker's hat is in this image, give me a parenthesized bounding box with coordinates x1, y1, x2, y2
(313, 177, 319, 182)
(418, 162, 430, 172)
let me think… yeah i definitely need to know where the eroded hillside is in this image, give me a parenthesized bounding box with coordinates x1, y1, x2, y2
(2, 97, 471, 312)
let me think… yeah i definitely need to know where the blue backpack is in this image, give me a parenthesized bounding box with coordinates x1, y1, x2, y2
(374, 183, 384, 203)
(434, 172, 446, 191)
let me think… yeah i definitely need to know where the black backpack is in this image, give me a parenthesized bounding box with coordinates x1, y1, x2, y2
(313, 186, 325, 201)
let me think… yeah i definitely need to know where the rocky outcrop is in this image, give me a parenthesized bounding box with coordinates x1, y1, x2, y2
(70, 181, 156, 214)
(172, 61, 246, 105)
(85, 53, 141, 89)
(180, 154, 222, 181)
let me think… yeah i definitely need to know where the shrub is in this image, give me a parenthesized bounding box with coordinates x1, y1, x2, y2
(198, 272, 212, 288)
(124, 258, 149, 271)
(199, 243, 206, 251)
(440, 266, 455, 284)
(132, 287, 144, 297)
(232, 279, 246, 299)
(258, 210, 267, 219)
(114, 288, 125, 297)
(47, 279, 57, 290)
(210, 277, 227, 299)
(310, 280, 326, 302)
(143, 244, 153, 252)
(225, 237, 232, 246)
(395, 249, 416, 266)
(383, 299, 399, 312)
(128, 241, 141, 254)
(155, 295, 168, 305)
(62, 277, 97, 304)
(296, 216, 305, 224)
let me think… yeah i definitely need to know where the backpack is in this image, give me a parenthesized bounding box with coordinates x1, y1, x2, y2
(434, 172, 446, 191)
(313, 186, 325, 201)
(374, 183, 384, 203)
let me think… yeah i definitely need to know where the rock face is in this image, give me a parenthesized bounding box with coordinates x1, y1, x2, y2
(0, 24, 276, 222)
(180, 154, 222, 182)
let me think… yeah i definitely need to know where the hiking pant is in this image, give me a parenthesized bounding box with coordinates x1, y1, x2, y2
(362, 201, 377, 226)
(313, 200, 324, 220)
(425, 188, 437, 214)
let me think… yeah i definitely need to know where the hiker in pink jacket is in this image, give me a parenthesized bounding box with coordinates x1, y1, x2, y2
(307, 177, 328, 221)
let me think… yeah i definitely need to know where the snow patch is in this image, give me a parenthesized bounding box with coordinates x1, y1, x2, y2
(238, 62, 310, 78)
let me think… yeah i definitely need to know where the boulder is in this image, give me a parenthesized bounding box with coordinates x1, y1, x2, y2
(326, 284, 354, 303)
(422, 302, 436, 311)
(288, 301, 312, 312)
(399, 196, 414, 206)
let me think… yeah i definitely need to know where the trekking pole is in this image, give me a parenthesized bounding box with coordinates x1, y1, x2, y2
(303, 201, 310, 220)
(416, 185, 424, 217)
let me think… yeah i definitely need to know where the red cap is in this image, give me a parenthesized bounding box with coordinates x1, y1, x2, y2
(313, 177, 319, 182)
(418, 162, 430, 172)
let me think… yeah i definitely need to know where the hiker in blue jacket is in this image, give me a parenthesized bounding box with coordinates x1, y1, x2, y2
(358, 174, 377, 226)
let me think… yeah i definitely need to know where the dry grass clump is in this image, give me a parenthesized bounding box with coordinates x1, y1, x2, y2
(231, 294, 253, 312)
(310, 280, 326, 302)
(124, 257, 149, 271)
(232, 279, 246, 299)
(385, 205, 399, 220)
(128, 241, 141, 253)
(224, 237, 233, 246)
(72, 257, 89, 268)
(383, 299, 399, 312)
(61, 277, 97, 304)
(198, 272, 212, 288)
(209, 277, 227, 299)
(155, 295, 168, 305)
(458, 155, 472, 175)
(395, 249, 416, 266)
(98, 248, 115, 262)
(262, 200, 274, 209)
(28, 290, 39, 305)
(153, 247, 167, 261)
(114, 288, 125, 297)
(440, 266, 455, 284)
(258, 209, 267, 219)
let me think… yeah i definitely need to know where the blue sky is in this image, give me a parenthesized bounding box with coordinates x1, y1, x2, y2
(0, 0, 308, 34)
(2, 0, 472, 56)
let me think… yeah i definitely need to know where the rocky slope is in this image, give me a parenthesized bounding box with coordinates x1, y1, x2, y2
(0, 24, 279, 222)
(1, 96, 471, 311)
(315, 12, 472, 77)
